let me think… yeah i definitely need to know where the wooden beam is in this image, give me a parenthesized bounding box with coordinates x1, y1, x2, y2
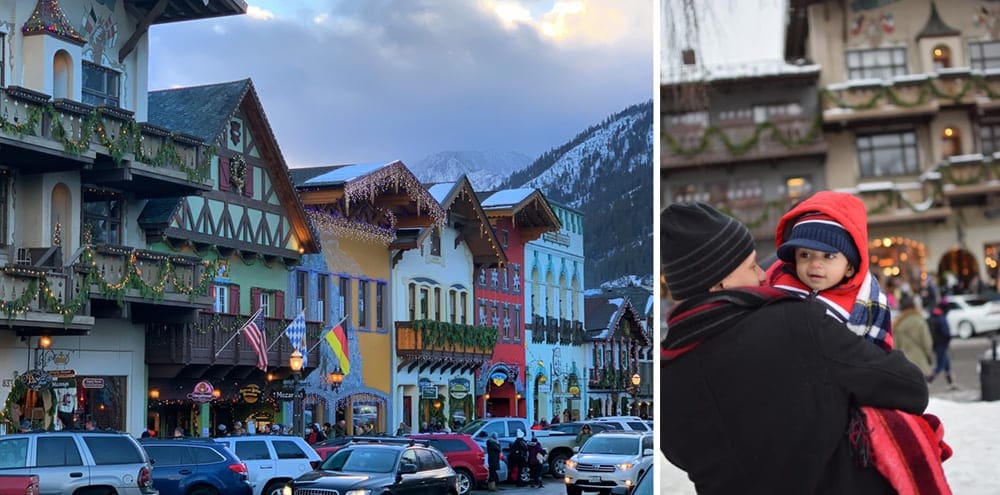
(119, 0, 170, 63)
(299, 189, 344, 205)
(376, 193, 414, 207)
(395, 216, 435, 228)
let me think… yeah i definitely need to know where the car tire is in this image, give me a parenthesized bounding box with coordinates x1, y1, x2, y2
(263, 480, 287, 495)
(549, 453, 568, 478)
(189, 486, 219, 495)
(520, 467, 532, 483)
(958, 321, 975, 339)
(454, 469, 473, 495)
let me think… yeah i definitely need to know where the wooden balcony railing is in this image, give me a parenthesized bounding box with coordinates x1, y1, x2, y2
(662, 117, 825, 168)
(146, 312, 322, 371)
(0, 86, 212, 195)
(395, 320, 496, 366)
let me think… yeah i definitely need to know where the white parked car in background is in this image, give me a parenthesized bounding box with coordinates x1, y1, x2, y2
(563, 431, 653, 495)
(943, 294, 1000, 339)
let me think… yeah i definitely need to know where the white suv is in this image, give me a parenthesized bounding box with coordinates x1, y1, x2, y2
(214, 435, 321, 495)
(563, 431, 653, 495)
(591, 416, 652, 432)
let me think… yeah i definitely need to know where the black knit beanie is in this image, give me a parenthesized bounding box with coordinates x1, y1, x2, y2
(661, 203, 755, 300)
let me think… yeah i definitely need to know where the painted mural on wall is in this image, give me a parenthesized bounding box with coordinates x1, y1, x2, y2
(80, 2, 119, 66)
(849, 10, 895, 47)
(976, 4, 1000, 39)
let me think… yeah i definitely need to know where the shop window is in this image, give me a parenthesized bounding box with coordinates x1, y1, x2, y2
(82, 61, 120, 107)
(970, 41, 1000, 70)
(856, 131, 920, 177)
(82, 189, 121, 245)
(932, 44, 951, 70)
(846, 47, 908, 80)
(941, 126, 962, 159)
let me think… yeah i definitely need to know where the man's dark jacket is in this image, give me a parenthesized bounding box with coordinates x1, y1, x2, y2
(662, 295, 929, 494)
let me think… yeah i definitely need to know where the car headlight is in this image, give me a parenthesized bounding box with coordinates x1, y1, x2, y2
(282, 486, 292, 495)
(564, 459, 577, 469)
(344, 490, 372, 495)
(616, 462, 634, 471)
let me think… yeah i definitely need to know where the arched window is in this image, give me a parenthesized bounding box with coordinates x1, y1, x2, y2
(941, 126, 962, 159)
(53, 50, 73, 99)
(932, 44, 951, 70)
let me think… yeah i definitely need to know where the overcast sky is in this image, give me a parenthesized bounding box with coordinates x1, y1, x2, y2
(148, 0, 652, 168)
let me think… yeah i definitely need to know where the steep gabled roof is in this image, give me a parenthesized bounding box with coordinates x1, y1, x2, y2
(148, 79, 319, 254)
(425, 176, 506, 267)
(480, 188, 561, 241)
(916, 2, 960, 40)
(584, 295, 650, 345)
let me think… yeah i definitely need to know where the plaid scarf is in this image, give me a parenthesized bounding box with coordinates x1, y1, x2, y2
(662, 286, 794, 361)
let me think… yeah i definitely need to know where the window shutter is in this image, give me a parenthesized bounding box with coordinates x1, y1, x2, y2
(243, 164, 254, 197)
(275, 290, 285, 319)
(229, 284, 241, 315)
(219, 157, 231, 191)
(207, 284, 216, 313)
(251, 287, 262, 314)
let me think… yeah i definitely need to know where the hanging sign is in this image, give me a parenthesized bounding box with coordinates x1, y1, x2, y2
(82, 377, 105, 389)
(490, 370, 508, 387)
(19, 370, 53, 391)
(240, 384, 261, 404)
(188, 381, 215, 403)
(449, 378, 470, 400)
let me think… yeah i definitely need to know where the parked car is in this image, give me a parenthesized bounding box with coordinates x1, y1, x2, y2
(563, 431, 654, 495)
(944, 294, 1000, 338)
(546, 421, 619, 436)
(312, 435, 409, 460)
(213, 435, 320, 495)
(407, 434, 488, 495)
(139, 438, 251, 495)
(283, 443, 459, 495)
(0, 431, 157, 495)
(0, 474, 39, 495)
(459, 417, 577, 477)
(590, 416, 652, 432)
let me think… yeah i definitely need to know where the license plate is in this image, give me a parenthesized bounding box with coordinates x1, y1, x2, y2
(588, 476, 601, 483)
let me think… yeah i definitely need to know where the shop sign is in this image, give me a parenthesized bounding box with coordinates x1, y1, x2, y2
(449, 378, 470, 400)
(271, 389, 304, 401)
(19, 370, 53, 391)
(82, 377, 105, 389)
(537, 385, 551, 393)
(47, 369, 75, 379)
(490, 370, 509, 387)
(568, 385, 580, 396)
(240, 384, 261, 404)
(420, 386, 438, 399)
(188, 381, 215, 403)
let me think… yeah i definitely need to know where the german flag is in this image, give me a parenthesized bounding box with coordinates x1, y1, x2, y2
(325, 324, 350, 374)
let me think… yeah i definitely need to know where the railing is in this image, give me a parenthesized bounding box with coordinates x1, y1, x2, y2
(546, 317, 559, 344)
(0, 86, 210, 183)
(395, 320, 494, 365)
(146, 312, 322, 369)
(662, 116, 824, 167)
(820, 70, 1000, 120)
(0, 264, 78, 318)
(76, 244, 213, 305)
(531, 314, 546, 343)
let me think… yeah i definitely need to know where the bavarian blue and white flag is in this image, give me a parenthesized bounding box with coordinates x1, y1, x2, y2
(284, 310, 308, 367)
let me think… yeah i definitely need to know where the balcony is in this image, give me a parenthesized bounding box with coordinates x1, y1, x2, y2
(820, 70, 1000, 126)
(531, 314, 546, 343)
(146, 312, 322, 379)
(0, 262, 93, 334)
(395, 320, 496, 372)
(662, 116, 826, 168)
(588, 368, 631, 391)
(0, 86, 212, 198)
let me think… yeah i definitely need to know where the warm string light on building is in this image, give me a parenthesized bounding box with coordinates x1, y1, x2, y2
(20, 0, 88, 44)
(341, 163, 446, 227)
(869, 237, 928, 280)
(306, 209, 396, 246)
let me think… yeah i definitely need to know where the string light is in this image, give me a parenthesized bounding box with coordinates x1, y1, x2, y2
(20, 0, 87, 45)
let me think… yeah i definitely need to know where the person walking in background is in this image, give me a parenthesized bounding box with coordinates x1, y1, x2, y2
(927, 299, 955, 387)
(894, 295, 934, 377)
(662, 202, 933, 494)
(486, 432, 501, 492)
(510, 429, 529, 487)
(526, 434, 547, 488)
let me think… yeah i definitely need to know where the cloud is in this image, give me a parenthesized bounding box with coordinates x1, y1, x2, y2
(246, 5, 276, 21)
(148, 0, 650, 167)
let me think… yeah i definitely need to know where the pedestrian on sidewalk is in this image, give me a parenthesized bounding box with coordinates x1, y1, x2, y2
(486, 432, 501, 492)
(527, 434, 547, 488)
(927, 299, 955, 387)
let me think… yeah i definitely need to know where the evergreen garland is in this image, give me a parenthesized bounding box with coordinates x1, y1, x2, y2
(663, 115, 823, 158)
(413, 319, 498, 352)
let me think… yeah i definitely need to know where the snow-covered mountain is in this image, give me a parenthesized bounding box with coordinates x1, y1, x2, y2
(503, 101, 654, 289)
(410, 150, 531, 190)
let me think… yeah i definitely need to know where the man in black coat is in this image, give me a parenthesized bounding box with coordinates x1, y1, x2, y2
(661, 203, 929, 494)
(486, 432, 502, 492)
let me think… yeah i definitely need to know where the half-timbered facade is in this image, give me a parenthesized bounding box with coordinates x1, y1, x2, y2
(0, 0, 245, 436)
(144, 78, 320, 436)
(479, 188, 561, 422)
(293, 161, 444, 434)
(583, 294, 651, 418)
(393, 177, 504, 429)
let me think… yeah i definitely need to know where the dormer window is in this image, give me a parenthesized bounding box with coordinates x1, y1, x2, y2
(82, 61, 120, 107)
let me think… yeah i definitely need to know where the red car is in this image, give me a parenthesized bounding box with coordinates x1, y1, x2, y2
(407, 433, 488, 495)
(312, 436, 410, 460)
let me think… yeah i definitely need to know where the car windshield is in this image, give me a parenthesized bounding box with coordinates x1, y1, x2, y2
(459, 419, 489, 435)
(322, 447, 396, 473)
(580, 437, 638, 455)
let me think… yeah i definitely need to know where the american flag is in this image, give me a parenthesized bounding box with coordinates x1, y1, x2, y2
(240, 308, 268, 371)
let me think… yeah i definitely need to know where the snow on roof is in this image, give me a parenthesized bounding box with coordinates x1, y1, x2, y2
(428, 183, 456, 204)
(662, 59, 819, 85)
(303, 162, 389, 186)
(606, 297, 625, 330)
(482, 189, 536, 208)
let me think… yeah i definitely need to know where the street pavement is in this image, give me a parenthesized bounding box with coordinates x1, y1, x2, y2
(470, 479, 606, 494)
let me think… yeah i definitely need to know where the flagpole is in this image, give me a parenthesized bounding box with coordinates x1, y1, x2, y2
(214, 307, 263, 358)
(308, 314, 349, 352)
(265, 308, 308, 352)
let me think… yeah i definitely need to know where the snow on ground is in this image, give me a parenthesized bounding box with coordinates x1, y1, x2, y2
(659, 397, 1000, 494)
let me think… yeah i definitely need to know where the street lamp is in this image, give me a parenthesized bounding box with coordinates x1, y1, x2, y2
(327, 366, 344, 392)
(629, 373, 641, 417)
(290, 350, 304, 436)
